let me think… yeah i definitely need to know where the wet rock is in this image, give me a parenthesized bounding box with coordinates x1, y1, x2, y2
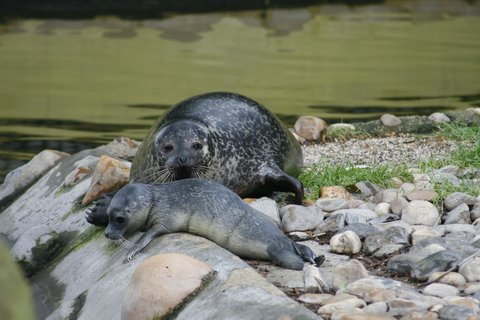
(423, 283, 459, 298)
(464, 282, 480, 295)
(427, 272, 466, 288)
(387, 254, 417, 276)
(411, 249, 467, 281)
(249, 197, 281, 226)
(333, 209, 377, 225)
(297, 293, 333, 305)
(411, 226, 445, 245)
(368, 214, 399, 225)
(355, 181, 382, 197)
(444, 192, 478, 211)
(121, 253, 214, 320)
(446, 297, 479, 313)
(374, 203, 390, 215)
(102, 137, 140, 160)
(387, 298, 431, 317)
(340, 314, 395, 320)
(339, 223, 380, 240)
(10, 225, 62, 276)
(429, 112, 451, 123)
(0, 149, 69, 207)
(431, 171, 461, 186)
(399, 183, 416, 196)
(443, 224, 477, 236)
(64, 166, 92, 187)
(470, 203, 480, 221)
(458, 257, 480, 282)
(303, 264, 324, 292)
(363, 301, 388, 314)
(399, 311, 439, 320)
(373, 244, 405, 258)
(444, 204, 471, 224)
(317, 292, 366, 317)
(413, 173, 431, 189)
(363, 226, 410, 255)
(314, 214, 346, 235)
(330, 231, 362, 255)
(320, 186, 352, 200)
(390, 196, 409, 215)
(437, 305, 476, 320)
(294, 115, 327, 142)
(263, 265, 304, 289)
(374, 189, 399, 204)
(81, 155, 131, 205)
(316, 259, 369, 293)
(401, 200, 440, 226)
(380, 113, 402, 127)
(357, 202, 377, 211)
(280, 205, 323, 232)
(406, 189, 438, 201)
(436, 165, 460, 176)
(375, 220, 414, 234)
(315, 198, 349, 212)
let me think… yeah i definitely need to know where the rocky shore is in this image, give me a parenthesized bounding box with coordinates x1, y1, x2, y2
(0, 110, 479, 320)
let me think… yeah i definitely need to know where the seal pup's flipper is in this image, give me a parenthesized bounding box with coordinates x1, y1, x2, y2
(267, 244, 305, 270)
(85, 192, 114, 227)
(264, 166, 304, 204)
(124, 226, 167, 263)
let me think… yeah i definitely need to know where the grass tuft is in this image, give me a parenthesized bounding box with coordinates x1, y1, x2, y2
(436, 122, 480, 142)
(300, 162, 413, 199)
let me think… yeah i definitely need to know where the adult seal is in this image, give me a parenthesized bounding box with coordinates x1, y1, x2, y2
(105, 179, 322, 270)
(87, 92, 304, 226)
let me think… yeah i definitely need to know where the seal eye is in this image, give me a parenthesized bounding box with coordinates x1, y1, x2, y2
(192, 142, 202, 150)
(116, 216, 126, 224)
(163, 144, 174, 152)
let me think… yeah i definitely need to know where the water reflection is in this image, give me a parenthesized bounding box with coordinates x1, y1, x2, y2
(1, 0, 480, 183)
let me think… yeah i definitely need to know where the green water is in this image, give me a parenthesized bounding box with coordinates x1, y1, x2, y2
(1, 3, 480, 181)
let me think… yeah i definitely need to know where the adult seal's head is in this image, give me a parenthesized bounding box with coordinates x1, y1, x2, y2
(105, 180, 324, 270)
(149, 119, 214, 181)
(131, 92, 304, 202)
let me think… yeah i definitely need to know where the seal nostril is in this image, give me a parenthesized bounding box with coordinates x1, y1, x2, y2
(116, 216, 126, 224)
(178, 157, 188, 165)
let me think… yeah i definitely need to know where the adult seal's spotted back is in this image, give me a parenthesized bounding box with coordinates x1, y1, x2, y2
(131, 91, 303, 201)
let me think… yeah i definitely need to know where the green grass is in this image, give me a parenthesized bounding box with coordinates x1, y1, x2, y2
(436, 122, 480, 141)
(301, 122, 480, 201)
(299, 162, 414, 199)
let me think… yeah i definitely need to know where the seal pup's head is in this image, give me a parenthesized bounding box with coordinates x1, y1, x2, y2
(152, 119, 213, 182)
(105, 184, 153, 240)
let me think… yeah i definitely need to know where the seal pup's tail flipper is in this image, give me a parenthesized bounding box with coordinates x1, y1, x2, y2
(293, 242, 325, 267)
(267, 244, 305, 270)
(85, 192, 115, 226)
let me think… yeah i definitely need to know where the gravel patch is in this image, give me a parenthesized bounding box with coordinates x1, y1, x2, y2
(302, 136, 464, 167)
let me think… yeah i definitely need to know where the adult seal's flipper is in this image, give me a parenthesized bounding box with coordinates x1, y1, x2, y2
(264, 166, 304, 204)
(85, 192, 114, 226)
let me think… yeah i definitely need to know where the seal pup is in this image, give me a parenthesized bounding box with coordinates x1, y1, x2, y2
(105, 179, 322, 270)
(86, 92, 303, 227)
